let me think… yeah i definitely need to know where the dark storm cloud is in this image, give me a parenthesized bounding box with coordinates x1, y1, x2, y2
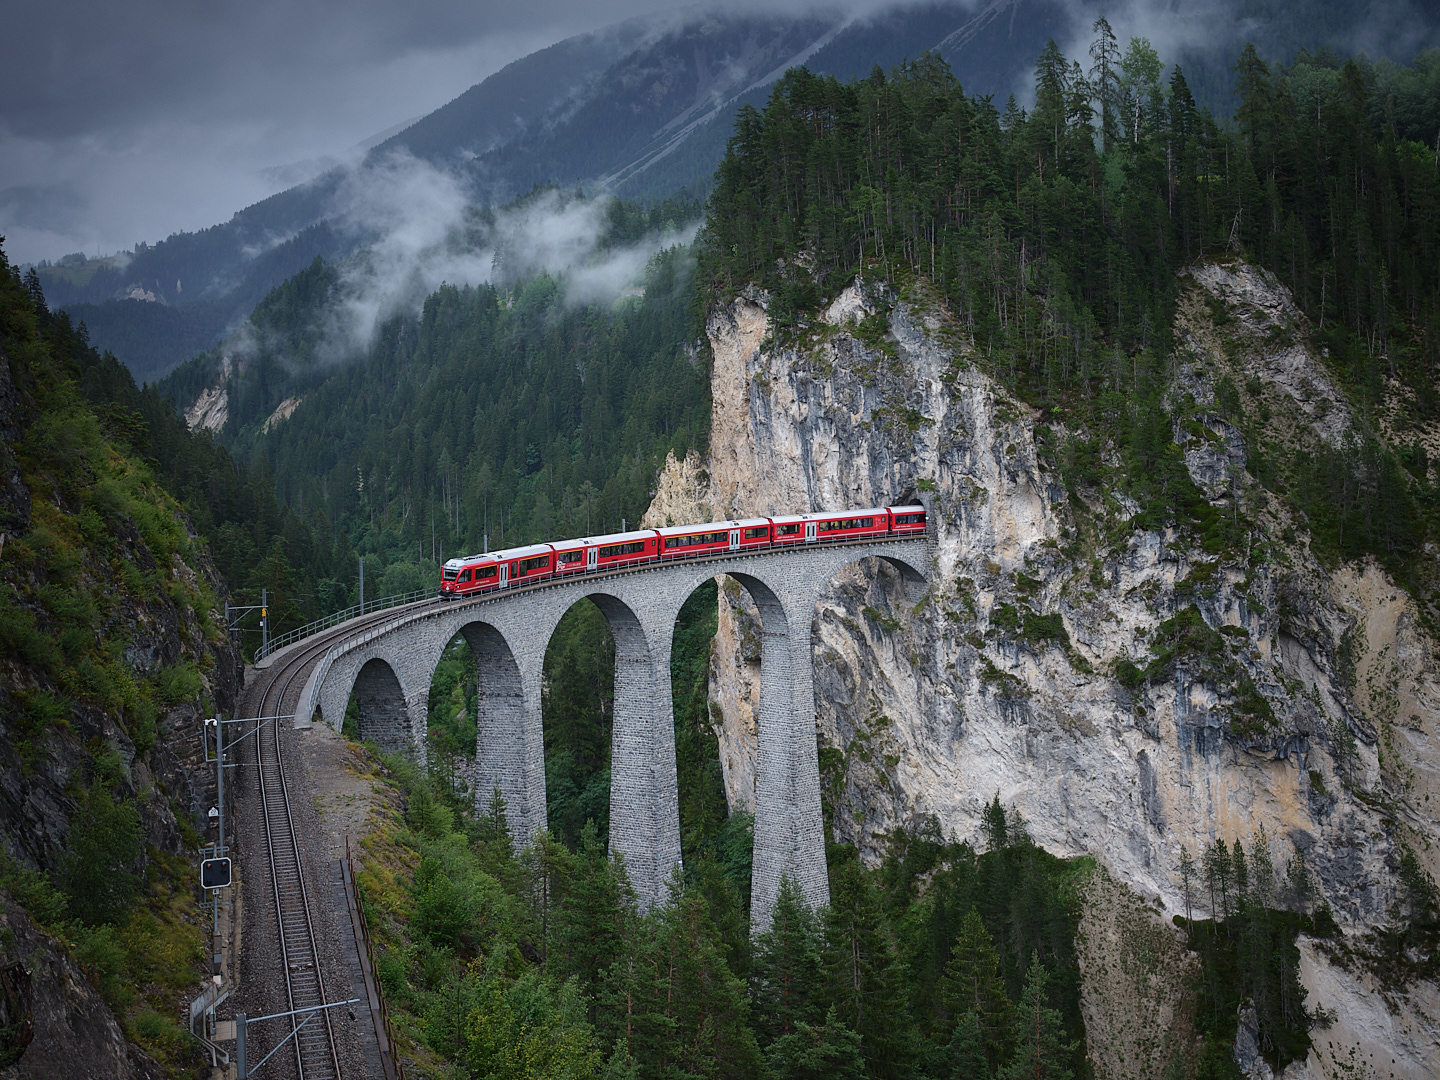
(2, 1, 695, 139)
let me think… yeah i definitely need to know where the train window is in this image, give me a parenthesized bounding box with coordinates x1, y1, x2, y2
(458, 569, 472, 582)
(598, 541, 647, 558)
(664, 531, 727, 549)
(743, 526, 769, 539)
(442, 569, 458, 581)
(517, 555, 550, 574)
(474, 566, 497, 580)
(775, 523, 801, 536)
(895, 512, 924, 524)
(557, 550, 584, 564)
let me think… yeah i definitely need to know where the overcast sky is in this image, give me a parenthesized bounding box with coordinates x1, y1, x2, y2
(0, 1, 716, 265)
(4, 1, 1434, 267)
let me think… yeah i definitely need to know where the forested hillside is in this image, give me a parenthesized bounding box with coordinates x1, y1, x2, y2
(701, 35, 1440, 600)
(37, 1, 1435, 385)
(160, 193, 710, 646)
(0, 247, 247, 1073)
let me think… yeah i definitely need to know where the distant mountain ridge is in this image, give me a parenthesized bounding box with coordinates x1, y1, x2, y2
(40, 0, 1439, 381)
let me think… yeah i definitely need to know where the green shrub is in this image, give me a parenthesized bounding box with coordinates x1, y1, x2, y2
(154, 662, 202, 706)
(414, 870, 474, 950)
(376, 948, 409, 1001)
(55, 789, 144, 924)
(73, 923, 127, 1006)
(1023, 612, 1069, 648)
(1114, 658, 1145, 690)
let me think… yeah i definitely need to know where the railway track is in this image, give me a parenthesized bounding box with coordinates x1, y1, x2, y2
(238, 597, 444, 1078)
(245, 625, 368, 1079)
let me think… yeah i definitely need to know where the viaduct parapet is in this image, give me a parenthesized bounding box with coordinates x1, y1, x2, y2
(268, 539, 930, 930)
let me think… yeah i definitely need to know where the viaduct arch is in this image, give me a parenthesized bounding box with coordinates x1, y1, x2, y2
(288, 539, 929, 929)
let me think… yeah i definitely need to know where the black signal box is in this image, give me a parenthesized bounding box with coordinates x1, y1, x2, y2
(200, 857, 232, 889)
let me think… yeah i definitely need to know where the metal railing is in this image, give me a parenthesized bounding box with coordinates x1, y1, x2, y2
(256, 589, 435, 663)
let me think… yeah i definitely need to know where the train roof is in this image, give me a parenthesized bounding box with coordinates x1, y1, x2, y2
(565, 528, 657, 547)
(445, 554, 494, 569)
(655, 518, 768, 535)
(770, 506, 891, 522)
(489, 543, 554, 560)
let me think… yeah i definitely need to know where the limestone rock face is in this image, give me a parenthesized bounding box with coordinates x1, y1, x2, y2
(640, 448, 713, 529)
(1295, 934, 1440, 1079)
(701, 269, 1440, 942)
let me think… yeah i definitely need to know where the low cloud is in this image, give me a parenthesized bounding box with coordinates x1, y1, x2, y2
(298, 151, 696, 362)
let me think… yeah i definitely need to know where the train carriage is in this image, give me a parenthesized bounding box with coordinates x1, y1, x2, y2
(550, 537, 593, 576)
(813, 508, 890, 541)
(769, 514, 810, 545)
(888, 504, 927, 534)
(657, 518, 772, 559)
(499, 543, 556, 587)
(770, 508, 892, 545)
(439, 554, 502, 599)
(585, 529, 660, 571)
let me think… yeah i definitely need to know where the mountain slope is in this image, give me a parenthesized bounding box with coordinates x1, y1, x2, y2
(46, 0, 1440, 383)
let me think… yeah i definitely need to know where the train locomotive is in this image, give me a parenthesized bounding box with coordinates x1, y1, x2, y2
(438, 505, 926, 600)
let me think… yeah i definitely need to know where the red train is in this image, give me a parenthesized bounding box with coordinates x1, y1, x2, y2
(438, 505, 926, 600)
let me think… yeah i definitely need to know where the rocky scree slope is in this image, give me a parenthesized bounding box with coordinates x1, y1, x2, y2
(676, 263, 1440, 1076)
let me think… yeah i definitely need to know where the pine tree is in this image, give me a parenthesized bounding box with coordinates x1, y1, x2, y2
(1178, 846, 1197, 926)
(942, 909, 1014, 1071)
(763, 1005, 866, 1080)
(606, 878, 761, 1080)
(997, 953, 1078, 1080)
(823, 851, 914, 1078)
(1088, 16, 1121, 153)
(935, 1011, 992, 1080)
(751, 874, 824, 1043)
(554, 820, 636, 1019)
(981, 795, 1009, 852)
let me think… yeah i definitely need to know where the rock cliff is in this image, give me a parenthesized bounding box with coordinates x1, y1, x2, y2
(683, 265, 1440, 1078)
(0, 331, 243, 1077)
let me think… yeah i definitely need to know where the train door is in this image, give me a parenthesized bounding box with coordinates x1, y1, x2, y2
(805, 521, 817, 543)
(498, 562, 510, 589)
(586, 547, 598, 572)
(728, 528, 740, 552)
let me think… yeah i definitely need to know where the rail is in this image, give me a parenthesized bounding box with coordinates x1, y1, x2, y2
(255, 653, 342, 1079)
(258, 588, 434, 662)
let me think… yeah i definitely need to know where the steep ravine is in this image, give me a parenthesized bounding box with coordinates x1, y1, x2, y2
(674, 265, 1440, 1079)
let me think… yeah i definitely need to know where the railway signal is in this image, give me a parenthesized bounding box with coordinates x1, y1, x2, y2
(201, 857, 232, 889)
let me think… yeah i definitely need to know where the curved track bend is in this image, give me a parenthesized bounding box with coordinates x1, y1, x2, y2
(241, 601, 434, 1079)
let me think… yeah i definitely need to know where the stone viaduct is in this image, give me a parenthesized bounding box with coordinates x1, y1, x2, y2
(271, 538, 929, 929)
